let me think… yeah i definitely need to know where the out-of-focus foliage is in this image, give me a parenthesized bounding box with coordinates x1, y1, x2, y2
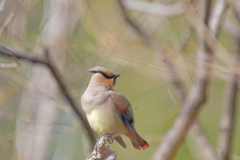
(0, 0, 239, 160)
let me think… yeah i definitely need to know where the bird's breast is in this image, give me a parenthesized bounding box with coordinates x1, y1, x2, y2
(86, 107, 128, 135)
(81, 87, 109, 113)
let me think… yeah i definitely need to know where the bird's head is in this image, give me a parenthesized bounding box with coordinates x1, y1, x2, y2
(87, 66, 120, 89)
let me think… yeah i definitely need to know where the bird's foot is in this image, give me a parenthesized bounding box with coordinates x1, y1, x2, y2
(96, 134, 114, 144)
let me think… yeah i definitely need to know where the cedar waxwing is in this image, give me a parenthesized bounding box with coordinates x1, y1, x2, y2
(81, 66, 149, 150)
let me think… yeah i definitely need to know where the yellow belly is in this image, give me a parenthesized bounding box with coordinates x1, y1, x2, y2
(86, 108, 128, 134)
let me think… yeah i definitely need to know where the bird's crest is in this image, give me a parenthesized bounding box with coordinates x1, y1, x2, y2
(88, 66, 116, 79)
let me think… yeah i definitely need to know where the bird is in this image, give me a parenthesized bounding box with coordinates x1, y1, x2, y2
(81, 66, 149, 150)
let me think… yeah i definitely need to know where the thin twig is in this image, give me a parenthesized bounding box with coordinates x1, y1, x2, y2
(0, 46, 96, 146)
(173, 27, 193, 53)
(0, 62, 20, 68)
(0, 11, 15, 36)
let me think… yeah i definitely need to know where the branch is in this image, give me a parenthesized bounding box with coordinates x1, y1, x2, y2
(153, 0, 229, 159)
(0, 11, 15, 36)
(0, 0, 6, 13)
(191, 2, 228, 160)
(118, 0, 186, 104)
(86, 135, 117, 160)
(123, 0, 185, 17)
(232, 1, 240, 22)
(191, 122, 218, 160)
(218, 2, 240, 159)
(208, 0, 228, 36)
(173, 27, 218, 160)
(151, 0, 216, 159)
(223, 19, 240, 39)
(118, 0, 219, 160)
(218, 38, 240, 160)
(173, 27, 193, 53)
(0, 62, 20, 68)
(0, 46, 96, 146)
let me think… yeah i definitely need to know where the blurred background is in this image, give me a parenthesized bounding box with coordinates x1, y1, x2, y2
(0, 0, 239, 159)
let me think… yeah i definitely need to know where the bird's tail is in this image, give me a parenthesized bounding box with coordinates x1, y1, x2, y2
(126, 128, 149, 150)
(113, 135, 127, 149)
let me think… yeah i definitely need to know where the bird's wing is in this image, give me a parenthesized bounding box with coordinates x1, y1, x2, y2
(109, 91, 137, 141)
(109, 90, 134, 121)
(113, 136, 127, 149)
(110, 90, 149, 150)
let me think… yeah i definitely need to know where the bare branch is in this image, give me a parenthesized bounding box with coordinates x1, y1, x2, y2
(151, 0, 216, 159)
(123, 0, 185, 17)
(232, 1, 240, 22)
(0, 46, 96, 146)
(218, 38, 240, 160)
(218, 2, 240, 159)
(208, 0, 228, 36)
(118, 0, 219, 160)
(0, 11, 15, 36)
(191, 122, 218, 160)
(152, 0, 229, 158)
(118, 0, 186, 104)
(173, 26, 218, 160)
(173, 27, 193, 53)
(86, 135, 116, 160)
(223, 19, 240, 39)
(0, 0, 6, 13)
(0, 62, 20, 68)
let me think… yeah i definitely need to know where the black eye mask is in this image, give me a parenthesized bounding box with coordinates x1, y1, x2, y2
(89, 70, 120, 80)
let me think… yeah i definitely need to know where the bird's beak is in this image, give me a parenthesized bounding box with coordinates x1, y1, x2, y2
(114, 74, 120, 78)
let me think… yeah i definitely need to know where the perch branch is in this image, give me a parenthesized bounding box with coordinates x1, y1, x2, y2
(86, 135, 116, 160)
(0, 46, 96, 146)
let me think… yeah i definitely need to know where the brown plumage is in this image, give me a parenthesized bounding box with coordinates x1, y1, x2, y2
(81, 66, 149, 150)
